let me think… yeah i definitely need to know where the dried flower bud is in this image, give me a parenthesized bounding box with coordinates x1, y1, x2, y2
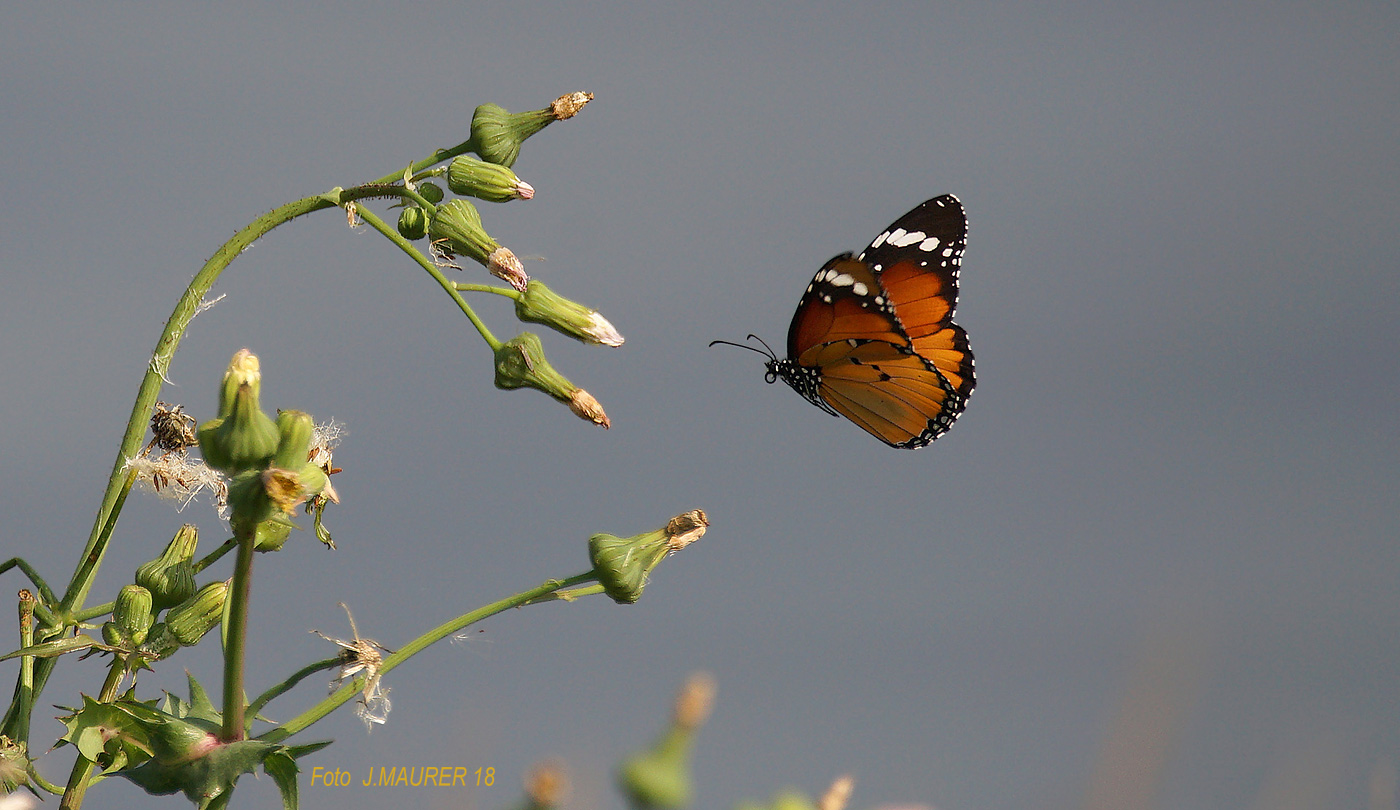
(588, 510, 707, 604)
(447, 156, 535, 202)
(488, 246, 529, 292)
(136, 523, 199, 610)
(569, 389, 611, 429)
(516, 279, 624, 347)
(817, 776, 855, 810)
(618, 672, 710, 810)
(551, 91, 594, 120)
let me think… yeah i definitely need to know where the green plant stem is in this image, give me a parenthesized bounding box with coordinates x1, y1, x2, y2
(370, 140, 477, 186)
(245, 657, 342, 721)
(193, 537, 239, 575)
(0, 558, 58, 606)
(454, 282, 521, 299)
(258, 570, 599, 743)
(220, 531, 257, 741)
(11, 594, 35, 746)
(59, 661, 126, 810)
(353, 206, 502, 349)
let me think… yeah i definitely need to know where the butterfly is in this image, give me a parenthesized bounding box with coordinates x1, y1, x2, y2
(712, 195, 975, 448)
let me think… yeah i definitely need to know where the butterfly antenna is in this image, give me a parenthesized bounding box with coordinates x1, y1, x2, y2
(708, 337, 777, 361)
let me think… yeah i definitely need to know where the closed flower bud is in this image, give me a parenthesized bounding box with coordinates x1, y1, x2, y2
(468, 104, 551, 168)
(104, 584, 155, 647)
(431, 199, 498, 262)
(618, 673, 712, 810)
(254, 517, 294, 553)
(493, 332, 584, 406)
(516, 280, 624, 347)
(590, 511, 707, 604)
(272, 410, 315, 470)
(448, 156, 535, 202)
(418, 181, 445, 204)
(398, 206, 428, 240)
(165, 580, 229, 646)
(197, 349, 279, 474)
(136, 524, 200, 610)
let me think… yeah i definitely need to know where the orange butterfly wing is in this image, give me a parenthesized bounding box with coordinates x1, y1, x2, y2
(780, 195, 975, 448)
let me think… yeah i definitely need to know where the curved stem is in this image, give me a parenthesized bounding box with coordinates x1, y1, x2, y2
(258, 570, 598, 743)
(246, 656, 342, 721)
(60, 194, 338, 617)
(0, 558, 58, 606)
(353, 206, 502, 349)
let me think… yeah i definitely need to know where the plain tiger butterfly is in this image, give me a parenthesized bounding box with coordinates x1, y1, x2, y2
(712, 195, 975, 448)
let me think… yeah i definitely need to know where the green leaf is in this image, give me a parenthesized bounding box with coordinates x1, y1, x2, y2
(263, 750, 300, 810)
(1, 634, 110, 661)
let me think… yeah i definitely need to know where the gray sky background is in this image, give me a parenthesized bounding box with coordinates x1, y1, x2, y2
(3, 3, 1398, 809)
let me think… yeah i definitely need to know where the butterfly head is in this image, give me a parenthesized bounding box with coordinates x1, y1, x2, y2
(709, 334, 783, 381)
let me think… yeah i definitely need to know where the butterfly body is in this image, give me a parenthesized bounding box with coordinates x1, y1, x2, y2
(718, 195, 975, 449)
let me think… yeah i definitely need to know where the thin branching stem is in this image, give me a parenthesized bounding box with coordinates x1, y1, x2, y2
(353, 205, 502, 350)
(259, 570, 598, 743)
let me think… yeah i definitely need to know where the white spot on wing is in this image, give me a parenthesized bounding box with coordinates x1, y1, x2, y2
(918, 236, 941, 252)
(829, 273, 855, 287)
(888, 229, 926, 248)
(871, 231, 891, 249)
(852, 282, 868, 296)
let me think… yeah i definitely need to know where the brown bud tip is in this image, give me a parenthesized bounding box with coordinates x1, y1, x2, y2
(488, 246, 529, 292)
(552, 91, 594, 120)
(818, 776, 855, 810)
(525, 759, 570, 807)
(569, 389, 611, 428)
(665, 510, 708, 551)
(674, 671, 716, 731)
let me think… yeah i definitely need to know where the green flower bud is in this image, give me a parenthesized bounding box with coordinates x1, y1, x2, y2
(494, 332, 570, 397)
(589, 511, 708, 604)
(447, 156, 535, 202)
(468, 93, 593, 167)
(516, 279, 623, 347)
(253, 516, 295, 552)
(617, 673, 713, 810)
(418, 181, 445, 204)
(430, 199, 528, 289)
(468, 104, 551, 168)
(227, 468, 276, 536)
(430, 198, 491, 260)
(135, 524, 200, 610)
(398, 206, 428, 240)
(164, 580, 229, 647)
(272, 410, 314, 470)
(104, 585, 155, 647)
(197, 349, 279, 474)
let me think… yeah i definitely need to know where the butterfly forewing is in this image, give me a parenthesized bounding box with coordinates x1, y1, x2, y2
(753, 194, 975, 448)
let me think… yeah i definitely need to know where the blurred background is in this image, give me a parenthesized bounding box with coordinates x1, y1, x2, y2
(2, 3, 1397, 809)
